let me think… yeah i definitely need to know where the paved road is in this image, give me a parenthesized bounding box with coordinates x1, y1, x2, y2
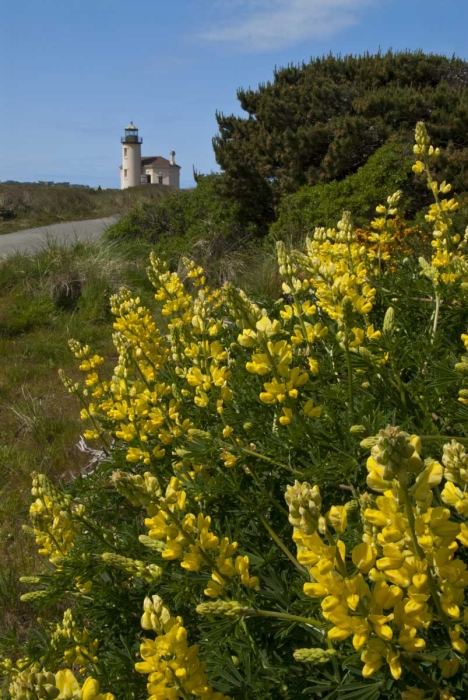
(0, 215, 119, 257)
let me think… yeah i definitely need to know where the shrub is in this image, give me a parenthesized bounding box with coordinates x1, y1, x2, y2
(4, 125, 468, 700)
(269, 140, 426, 245)
(106, 174, 258, 255)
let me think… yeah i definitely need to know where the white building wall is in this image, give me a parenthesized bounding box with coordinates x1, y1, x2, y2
(121, 142, 142, 189)
(167, 167, 180, 188)
(143, 165, 180, 188)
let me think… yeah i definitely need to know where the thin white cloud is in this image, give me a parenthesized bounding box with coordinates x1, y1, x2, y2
(199, 0, 378, 51)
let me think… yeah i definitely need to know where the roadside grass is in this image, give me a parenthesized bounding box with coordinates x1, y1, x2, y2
(0, 238, 158, 653)
(0, 184, 173, 235)
(0, 232, 278, 657)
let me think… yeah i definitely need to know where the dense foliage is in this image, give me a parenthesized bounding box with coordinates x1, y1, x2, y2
(270, 139, 418, 243)
(4, 125, 468, 700)
(213, 50, 468, 229)
(106, 174, 258, 267)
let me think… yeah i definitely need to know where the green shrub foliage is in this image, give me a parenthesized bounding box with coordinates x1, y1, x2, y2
(270, 140, 420, 243)
(214, 50, 468, 227)
(106, 174, 258, 261)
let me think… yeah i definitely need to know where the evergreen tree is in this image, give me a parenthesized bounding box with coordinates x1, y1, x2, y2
(213, 50, 468, 229)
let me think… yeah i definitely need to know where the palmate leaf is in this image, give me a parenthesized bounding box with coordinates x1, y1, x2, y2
(336, 681, 384, 700)
(304, 679, 384, 700)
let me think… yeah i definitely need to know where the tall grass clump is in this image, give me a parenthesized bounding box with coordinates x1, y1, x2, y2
(3, 125, 468, 700)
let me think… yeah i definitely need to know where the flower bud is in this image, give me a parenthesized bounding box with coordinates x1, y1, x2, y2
(285, 481, 322, 535)
(383, 307, 394, 333)
(442, 440, 468, 485)
(196, 600, 248, 617)
(370, 425, 421, 479)
(360, 436, 379, 449)
(293, 648, 336, 664)
(20, 591, 48, 602)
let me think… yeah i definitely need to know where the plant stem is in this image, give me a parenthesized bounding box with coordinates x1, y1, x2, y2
(324, 528, 348, 579)
(257, 512, 308, 576)
(234, 444, 304, 476)
(75, 390, 110, 453)
(390, 355, 407, 411)
(245, 462, 289, 517)
(400, 655, 445, 694)
(78, 515, 121, 553)
(248, 608, 324, 632)
(432, 288, 441, 341)
(344, 336, 354, 419)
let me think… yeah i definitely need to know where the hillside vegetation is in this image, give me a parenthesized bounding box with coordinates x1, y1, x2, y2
(2, 123, 468, 700)
(0, 184, 173, 235)
(4, 50, 468, 700)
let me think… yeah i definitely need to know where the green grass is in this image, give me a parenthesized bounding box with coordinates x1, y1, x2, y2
(0, 183, 173, 235)
(0, 238, 159, 647)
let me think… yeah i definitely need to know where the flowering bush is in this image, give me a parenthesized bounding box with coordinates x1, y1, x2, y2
(4, 124, 468, 699)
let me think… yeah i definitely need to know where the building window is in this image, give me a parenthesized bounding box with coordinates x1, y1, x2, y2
(124, 147, 128, 157)
(158, 175, 163, 185)
(124, 169, 128, 178)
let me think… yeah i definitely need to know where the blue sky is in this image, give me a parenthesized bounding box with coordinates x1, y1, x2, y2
(1, 0, 467, 189)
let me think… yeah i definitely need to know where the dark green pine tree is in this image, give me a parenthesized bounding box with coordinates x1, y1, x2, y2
(213, 50, 468, 232)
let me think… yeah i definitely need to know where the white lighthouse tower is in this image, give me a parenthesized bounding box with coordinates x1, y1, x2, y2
(120, 122, 142, 189)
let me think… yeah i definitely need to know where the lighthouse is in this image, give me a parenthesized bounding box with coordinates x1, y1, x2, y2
(119, 122, 181, 189)
(120, 122, 142, 189)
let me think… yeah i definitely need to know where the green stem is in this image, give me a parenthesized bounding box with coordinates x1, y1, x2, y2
(213, 464, 305, 576)
(324, 528, 348, 580)
(75, 390, 110, 453)
(420, 435, 468, 443)
(432, 288, 441, 341)
(290, 288, 317, 361)
(78, 516, 121, 553)
(248, 608, 324, 632)
(230, 443, 305, 476)
(244, 462, 289, 517)
(169, 668, 190, 699)
(42, 526, 66, 559)
(257, 513, 308, 576)
(390, 355, 407, 411)
(400, 655, 445, 694)
(344, 336, 355, 418)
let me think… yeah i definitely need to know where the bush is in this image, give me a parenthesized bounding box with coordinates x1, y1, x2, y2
(4, 125, 468, 700)
(270, 140, 425, 245)
(106, 174, 263, 286)
(106, 174, 257, 248)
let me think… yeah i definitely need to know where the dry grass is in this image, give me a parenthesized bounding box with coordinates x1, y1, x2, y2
(0, 184, 172, 235)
